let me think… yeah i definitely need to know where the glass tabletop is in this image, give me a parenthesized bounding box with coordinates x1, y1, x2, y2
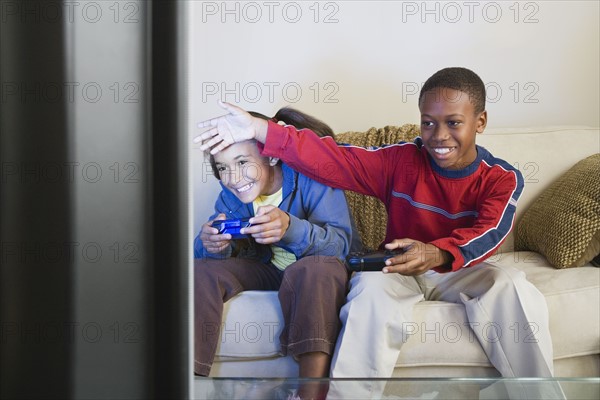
(194, 377, 599, 399)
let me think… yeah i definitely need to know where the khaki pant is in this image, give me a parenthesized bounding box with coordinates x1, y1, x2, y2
(328, 262, 560, 399)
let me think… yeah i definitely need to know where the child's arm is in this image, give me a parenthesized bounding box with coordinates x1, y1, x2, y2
(279, 181, 353, 259)
(242, 176, 354, 260)
(429, 171, 523, 271)
(384, 168, 524, 274)
(259, 121, 400, 200)
(197, 102, 398, 201)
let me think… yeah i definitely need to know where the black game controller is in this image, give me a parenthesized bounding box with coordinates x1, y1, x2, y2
(211, 217, 252, 239)
(345, 249, 406, 272)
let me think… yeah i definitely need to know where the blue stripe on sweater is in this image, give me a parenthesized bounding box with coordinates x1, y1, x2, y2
(391, 191, 479, 219)
(458, 166, 523, 267)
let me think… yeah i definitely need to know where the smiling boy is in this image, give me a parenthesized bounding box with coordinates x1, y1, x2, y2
(197, 67, 557, 399)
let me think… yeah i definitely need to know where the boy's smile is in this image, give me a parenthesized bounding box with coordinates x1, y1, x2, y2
(419, 87, 487, 170)
(213, 140, 282, 203)
(234, 182, 254, 193)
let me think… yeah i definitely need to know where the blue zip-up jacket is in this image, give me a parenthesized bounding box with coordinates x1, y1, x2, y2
(194, 163, 359, 263)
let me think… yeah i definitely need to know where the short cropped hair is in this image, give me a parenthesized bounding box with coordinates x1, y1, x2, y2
(419, 67, 486, 114)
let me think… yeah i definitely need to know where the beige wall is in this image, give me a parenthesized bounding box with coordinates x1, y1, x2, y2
(190, 0, 600, 234)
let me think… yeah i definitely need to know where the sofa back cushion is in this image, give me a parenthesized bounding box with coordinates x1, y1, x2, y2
(477, 126, 600, 252)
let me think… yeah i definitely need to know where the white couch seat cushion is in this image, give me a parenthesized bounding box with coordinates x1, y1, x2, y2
(487, 251, 600, 360)
(215, 290, 284, 359)
(214, 252, 600, 370)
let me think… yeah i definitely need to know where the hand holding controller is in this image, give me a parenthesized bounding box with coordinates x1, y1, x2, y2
(345, 249, 406, 272)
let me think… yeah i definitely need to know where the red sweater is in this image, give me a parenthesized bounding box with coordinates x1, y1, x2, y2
(259, 121, 524, 272)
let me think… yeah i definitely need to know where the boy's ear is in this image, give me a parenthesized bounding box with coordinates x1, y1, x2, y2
(476, 110, 488, 133)
(269, 157, 280, 166)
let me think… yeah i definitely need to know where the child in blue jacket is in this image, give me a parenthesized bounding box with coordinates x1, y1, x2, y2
(194, 108, 358, 400)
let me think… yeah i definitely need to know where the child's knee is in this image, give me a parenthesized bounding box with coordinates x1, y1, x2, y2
(286, 256, 347, 281)
(194, 259, 230, 287)
(349, 272, 398, 297)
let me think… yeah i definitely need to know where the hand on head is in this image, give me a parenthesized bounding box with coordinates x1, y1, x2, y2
(195, 101, 268, 154)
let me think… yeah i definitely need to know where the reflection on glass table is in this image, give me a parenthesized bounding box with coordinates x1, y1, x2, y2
(194, 377, 599, 400)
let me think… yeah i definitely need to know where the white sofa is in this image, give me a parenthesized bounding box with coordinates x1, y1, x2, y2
(207, 126, 600, 379)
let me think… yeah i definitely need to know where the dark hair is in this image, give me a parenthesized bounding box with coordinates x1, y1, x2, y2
(208, 107, 334, 179)
(418, 67, 486, 114)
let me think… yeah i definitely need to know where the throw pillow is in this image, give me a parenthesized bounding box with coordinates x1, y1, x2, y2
(515, 153, 600, 268)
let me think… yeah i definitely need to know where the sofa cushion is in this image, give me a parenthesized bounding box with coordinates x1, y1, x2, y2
(486, 252, 600, 360)
(397, 253, 600, 368)
(476, 126, 600, 252)
(214, 252, 600, 367)
(215, 291, 285, 358)
(515, 154, 600, 268)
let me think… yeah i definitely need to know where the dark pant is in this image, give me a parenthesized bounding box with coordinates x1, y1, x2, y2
(194, 256, 349, 376)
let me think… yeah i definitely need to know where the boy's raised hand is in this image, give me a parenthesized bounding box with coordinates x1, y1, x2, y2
(195, 100, 268, 154)
(382, 239, 452, 276)
(200, 213, 232, 254)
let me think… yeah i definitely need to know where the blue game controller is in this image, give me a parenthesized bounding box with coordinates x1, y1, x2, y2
(211, 217, 252, 239)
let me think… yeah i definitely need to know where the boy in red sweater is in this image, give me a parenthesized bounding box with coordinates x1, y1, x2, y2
(197, 68, 558, 399)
